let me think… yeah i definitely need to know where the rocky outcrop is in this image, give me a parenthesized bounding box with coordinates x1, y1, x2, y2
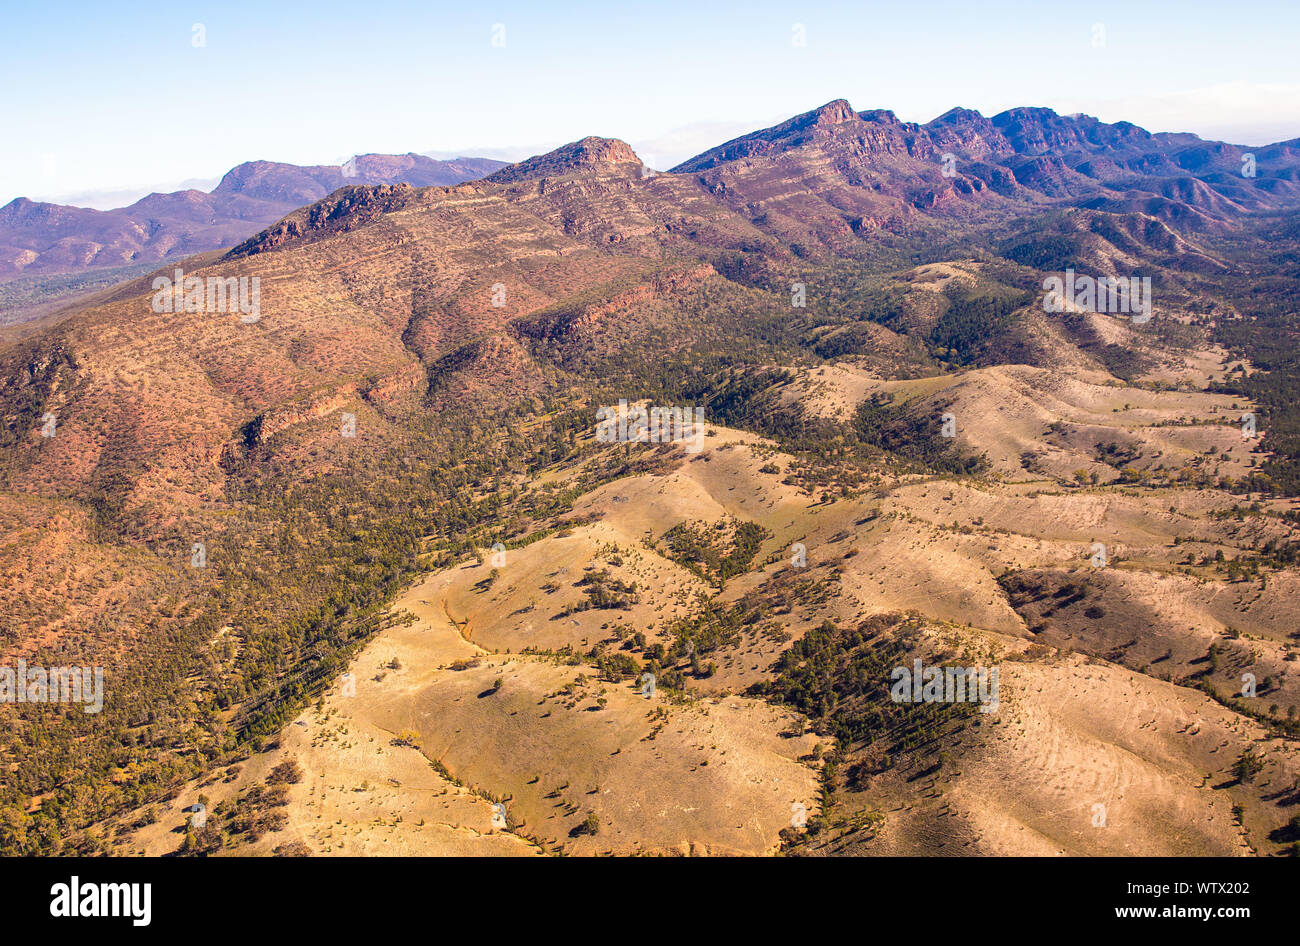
(227, 185, 417, 257)
(485, 137, 644, 184)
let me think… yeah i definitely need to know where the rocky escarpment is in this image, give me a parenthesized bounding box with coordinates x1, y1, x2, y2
(224, 384, 358, 463)
(511, 264, 717, 345)
(226, 184, 419, 258)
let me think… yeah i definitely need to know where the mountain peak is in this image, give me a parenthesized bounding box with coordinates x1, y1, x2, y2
(778, 99, 862, 136)
(859, 108, 902, 125)
(991, 106, 1153, 154)
(0, 196, 37, 216)
(485, 137, 642, 184)
(995, 105, 1062, 122)
(671, 99, 866, 172)
(809, 98, 859, 126)
(931, 107, 987, 125)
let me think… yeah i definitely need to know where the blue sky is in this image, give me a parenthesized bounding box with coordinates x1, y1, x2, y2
(4, 0, 1299, 207)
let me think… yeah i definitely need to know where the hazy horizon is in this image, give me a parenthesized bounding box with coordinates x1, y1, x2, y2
(4, 0, 1299, 208)
(13, 101, 1300, 212)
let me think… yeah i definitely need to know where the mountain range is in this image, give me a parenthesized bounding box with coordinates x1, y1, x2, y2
(0, 153, 506, 285)
(3, 98, 1300, 857)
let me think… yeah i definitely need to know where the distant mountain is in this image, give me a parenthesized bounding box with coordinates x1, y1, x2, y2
(0, 154, 506, 282)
